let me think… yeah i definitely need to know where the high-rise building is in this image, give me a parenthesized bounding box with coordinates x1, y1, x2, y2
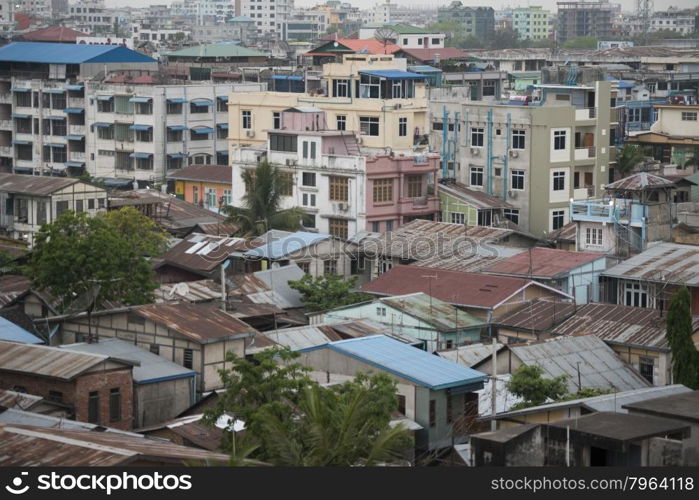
(512, 6, 552, 40)
(437, 3, 495, 40)
(238, 0, 294, 39)
(556, 1, 616, 43)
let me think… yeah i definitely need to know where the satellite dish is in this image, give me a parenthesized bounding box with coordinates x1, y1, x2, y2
(374, 27, 397, 52)
(333, 41, 339, 47)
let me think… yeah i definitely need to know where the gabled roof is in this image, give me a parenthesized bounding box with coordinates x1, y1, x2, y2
(0, 316, 43, 344)
(622, 390, 699, 423)
(494, 299, 577, 332)
(601, 242, 699, 285)
(300, 335, 487, 391)
(160, 233, 261, 274)
(21, 26, 89, 43)
(306, 38, 401, 56)
(437, 342, 504, 368)
(385, 24, 433, 35)
(166, 165, 232, 184)
(396, 47, 470, 62)
(0, 173, 79, 196)
(166, 44, 267, 58)
(605, 172, 676, 191)
(361, 265, 571, 310)
(439, 181, 514, 210)
(482, 247, 605, 279)
(0, 42, 156, 64)
(243, 231, 332, 260)
(379, 292, 486, 330)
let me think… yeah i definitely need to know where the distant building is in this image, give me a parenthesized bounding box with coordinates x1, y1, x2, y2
(168, 164, 231, 210)
(238, 0, 293, 40)
(190, 18, 256, 44)
(556, 0, 616, 43)
(437, 3, 495, 40)
(512, 6, 552, 41)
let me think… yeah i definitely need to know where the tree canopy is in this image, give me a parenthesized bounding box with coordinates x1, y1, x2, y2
(616, 144, 647, 176)
(26, 207, 167, 312)
(666, 287, 699, 390)
(507, 365, 568, 409)
(562, 36, 599, 49)
(288, 274, 371, 312)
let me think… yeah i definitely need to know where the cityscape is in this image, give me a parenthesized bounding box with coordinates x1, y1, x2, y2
(0, 0, 696, 471)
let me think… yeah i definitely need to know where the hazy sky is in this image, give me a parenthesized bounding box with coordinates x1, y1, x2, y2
(106, 0, 699, 13)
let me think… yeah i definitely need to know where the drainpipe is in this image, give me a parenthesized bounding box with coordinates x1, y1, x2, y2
(503, 112, 511, 201)
(486, 108, 493, 195)
(441, 105, 448, 179)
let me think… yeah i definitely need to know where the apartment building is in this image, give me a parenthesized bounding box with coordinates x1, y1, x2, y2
(430, 81, 615, 238)
(227, 54, 430, 154)
(190, 17, 257, 44)
(512, 6, 552, 41)
(359, 25, 446, 50)
(437, 3, 495, 40)
(287, 9, 329, 42)
(84, 80, 266, 185)
(68, 0, 124, 34)
(0, 42, 157, 176)
(239, 0, 293, 39)
(0, 0, 15, 31)
(556, 1, 616, 44)
(183, 0, 235, 24)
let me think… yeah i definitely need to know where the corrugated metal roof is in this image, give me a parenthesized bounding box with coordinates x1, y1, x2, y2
(550, 302, 693, 350)
(0, 340, 126, 380)
(0, 408, 143, 436)
(622, 390, 699, 422)
(546, 221, 576, 243)
(381, 293, 486, 331)
(166, 43, 267, 58)
(359, 69, 425, 80)
(509, 335, 651, 393)
(439, 181, 514, 210)
(60, 339, 195, 384)
(301, 335, 487, 390)
(0, 316, 43, 344)
(0, 424, 232, 466)
(605, 172, 676, 191)
(262, 324, 344, 351)
(0, 173, 78, 196)
(408, 247, 519, 272)
(167, 165, 232, 184)
(494, 299, 577, 332)
(244, 232, 331, 260)
(0, 388, 43, 410)
(137, 414, 225, 451)
(154, 280, 222, 303)
(161, 233, 260, 274)
(483, 247, 605, 279)
(601, 242, 699, 285)
(0, 42, 156, 64)
(438, 342, 503, 368)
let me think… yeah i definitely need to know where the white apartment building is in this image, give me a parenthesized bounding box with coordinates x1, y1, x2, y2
(0, 0, 15, 31)
(183, 0, 235, 24)
(69, 0, 125, 34)
(287, 9, 329, 42)
(83, 81, 266, 185)
(239, 0, 294, 39)
(17, 0, 51, 19)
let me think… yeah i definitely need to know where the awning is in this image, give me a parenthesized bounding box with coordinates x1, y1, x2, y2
(167, 153, 188, 159)
(166, 97, 188, 104)
(129, 124, 153, 131)
(47, 143, 65, 148)
(191, 99, 213, 107)
(11, 87, 29, 92)
(217, 150, 229, 155)
(66, 135, 84, 141)
(65, 161, 85, 167)
(11, 113, 29, 119)
(64, 108, 84, 114)
(47, 116, 65, 121)
(93, 122, 112, 128)
(359, 70, 426, 80)
(217, 95, 229, 102)
(129, 96, 152, 103)
(167, 125, 188, 131)
(272, 75, 303, 81)
(43, 88, 65, 94)
(191, 127, 214, 134)
(65, 84, 84, 91)
(130, 152, 153, 159)
(217, 123, 228, 130)
(96, 95, 113, 101)
(12, 140, 30, 145)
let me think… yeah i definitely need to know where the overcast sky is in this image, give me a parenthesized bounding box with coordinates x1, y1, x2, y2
(106, 0, 698, 15)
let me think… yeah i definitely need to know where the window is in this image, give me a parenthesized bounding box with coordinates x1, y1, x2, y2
(336, 115, 346, 131)
(681, 112, 697, 121)
(328, 218, 348, 240)
(398, 117, 407, 137)
(333, 79, 349, 97)
(370, 179, 396, 206)
(88, 391, 99, 424)
(302, 193, 316, 207)
(551, 210, 565, 230)
(109, 388, 121, 422)
(329, 176, 348, 201)
(482, 80, 496, 97)
(97, 98, 114, 113)
(75, 199, 83, 212)
(359, 116, 379, 136)
(624, 282, 648, 308)
(407, 175, 422, 198)
(397, 395, 406, 415)
(277, 172, 293, 196)
(302, 213, 315, 228)
(15, 91, 31, 107)
(554, 130, 566, 150)
(273, 112, 281, 129)
(447, 395, 453, 423)
(37, 202, 47, 225)
(359, 74, 381, 98)
(166, 128, 182, 142)
(451, 212, 465, 224)
(553, 171, 565, 191)
(135, 101, 152, 114)
(470, 167, 484, 187)
(149, 343, 159, 355)
(512, 129, 525, 149)
(48, 390, 63, 403)
(432, 121, 443, 131)
(302, 141, 317, 159)
(97, 125, 113, 140)
(429, 400, 436, 428)
(628, 108, 641, 122)
(431, 38, 440, 44)
(471, 127, 484, 147)
(503, 209, 519, 225)
(323, 259, 337, 275)
(136, 157, 153, 170)
(56, 200, 69, 217)
(217, 99, 227, 112)
(269, 133, 297, 152)
(372, 221, 380, 232)
(166, 101, 182, 114)
(299, 262, 310, 274)
(586, 227, 603, 246)
(302, 172, 316, 186)
(386, 220, 393, 232)
(376, 306, 387, 317)
(183, 348, 193, 369)
(639, 356, 654, 384)
(135, 129, 152, 142)
(242, 110, 252, 129)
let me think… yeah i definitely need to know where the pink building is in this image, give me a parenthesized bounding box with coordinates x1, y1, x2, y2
(365, 153, 440, 233)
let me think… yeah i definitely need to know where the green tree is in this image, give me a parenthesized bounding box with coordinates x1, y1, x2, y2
(616, 144, 646, 176)
(490, 28, 521, 50)
(26, 208, 165, 312)
(325, 25, 338, 35)
(100, 206, 168, 256)
(562, 36, 599, 49)
(666, 287, 699, 389)
(288, 274, 371, 312)
(224, 161, 305, 236)
(507, 365, 568, 409)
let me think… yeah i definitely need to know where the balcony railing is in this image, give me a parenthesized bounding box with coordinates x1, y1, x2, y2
(574, 146, 596, 161)
(0, 145, 11, 156)
(575, 108, 596, 120)
(0, 119, 11, 129)
(70, 151, 86, 161)
(571, 199, 646, 224)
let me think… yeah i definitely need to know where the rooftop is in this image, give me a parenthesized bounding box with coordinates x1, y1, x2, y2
(0, 42, 156, 64)
(439, 181, 514, 210)
(437, 342, 504, 368)
(20, 26, 89, 43)
(160, 233, 260, 274)
(623, 390, 699, 423)
(601, 242, 699, 285)
(396, 47, 470, 62)
(166, 43, 267, 58)
(605, 172, 676, 191)
(243, 231, 332, 260)
(300, 335, 487, 391)
(482, 247, 604, 279)
(380, 292, 486, 331)
(0, 315, 43, 344)
(166, 165, 232, 184)
(494, 299, 578, 332)
(306, 38, 401, 56)
(0, 173, 79, 196)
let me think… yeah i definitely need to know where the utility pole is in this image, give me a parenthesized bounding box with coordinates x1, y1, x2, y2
(490, 336, 497, 431)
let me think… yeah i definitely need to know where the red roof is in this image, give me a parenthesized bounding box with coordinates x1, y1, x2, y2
(306, 38, 401, 56)
(482, 247, 604, 279)
(397, 47, 469, 62)
(21, 26, 89, 43)
(360, 265, 548, 310)
(14, 13, 39, 31)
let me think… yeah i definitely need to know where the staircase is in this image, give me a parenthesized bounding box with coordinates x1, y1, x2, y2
(340, 131, 361, 156)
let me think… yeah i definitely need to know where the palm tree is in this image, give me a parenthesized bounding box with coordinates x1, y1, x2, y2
(224, 161, 305, 236)
(616, 144, 647, 177)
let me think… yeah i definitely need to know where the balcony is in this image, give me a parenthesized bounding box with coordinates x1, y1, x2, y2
(70, 151, 86, 161)
(397, 195, 440, 217)
(68, 98, 84, 108)
(0, 145, 11, 156)
(574, 146, 596, 161)
(570, 199, 647, 224)
(0, 93, 11, 104)
(575, 108, 596, 121)
(0, 119, 11, 130)
(69, 124, 85, 136)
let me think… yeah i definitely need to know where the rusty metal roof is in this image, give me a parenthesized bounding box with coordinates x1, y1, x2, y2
(167, 164, 232, 184)
(407, 245, 522, 272)
(160, 233, 261, 274)
(0, 340, 130, 381)
(0, 424, 232, 466)
(137, 414, 225, 451)
(134, 301, 257, 344)
(0, 388, 43, 410)
(483, 247, 605, 279)
(605, 172, 676, 191)
(381, 293, 487, 331)
(439, 181, 514, 210)
(546, 221, 576, 243)
(154, 280, 222, 303)
(437, 342, 504, 368)
(601, 242, 699, 285)
(0, 173, 79, 196)
(0, 275, 31, 307)
(494, 299, 577, 332)
(550, 302, 699, 350)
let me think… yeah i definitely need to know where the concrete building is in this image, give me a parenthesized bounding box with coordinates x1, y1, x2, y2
(190, 18, 256, 44)
(286, 9, 329, 42)
(168, 164, 231, 210)
(437, 3, 495, 40)
(68, 0, 123, 34)
(0, 0, 14, 31)
(297, 334, 486, 452)
(0, 174, 107, 246)
(183, 0, 235, 25)
(512, 6, 551, 41)
(556, 0, 616, 44)
(430, 81, 616, 237)
(358, 25, 445, 50)
(238, 0, 293, 39)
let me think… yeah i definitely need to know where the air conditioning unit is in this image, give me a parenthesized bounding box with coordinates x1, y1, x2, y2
(285, 158, 297, 166)
(336, 202, 349, 212)
(470, 148, 480, 156)
(246, 130, 255, 138)
(508, 190, 518, 199)
(356, 136, 363, 144)
(509, 149, 519, 158)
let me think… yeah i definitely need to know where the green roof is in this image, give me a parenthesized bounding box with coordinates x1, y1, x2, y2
(166, 44, 267, 58)
(387, 24, 431, 35)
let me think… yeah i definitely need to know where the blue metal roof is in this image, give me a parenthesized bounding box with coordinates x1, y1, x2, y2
(65, 161, 84, 167)
(166, 97, 188, 103)
(272, 75, 304, 81)
(359, 69, 426, 80)
(167, 153, 188, 159)
(191, 126, 214, 134)
(191, 98, 213, 106)
(244, 231, 331, 260)
(217, 123, 228, 129)
(65, 84, 84, 91)
(300, 335, 486, 391)
(167, 125, 188, 131)
(66, 135, 84, 141)
(0, 316, 43, 344)
(129, 96, 152, 103)
(93, 122, 112, 128)
(11, 113, 29, 119)
(217, 95, 228, 102)
(129, 124, 152, 131)
(43, 88, 65, 94)
(130, 152, 152, 159)
(64, 108, 84, 114)
(0, 42, 157, 64)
